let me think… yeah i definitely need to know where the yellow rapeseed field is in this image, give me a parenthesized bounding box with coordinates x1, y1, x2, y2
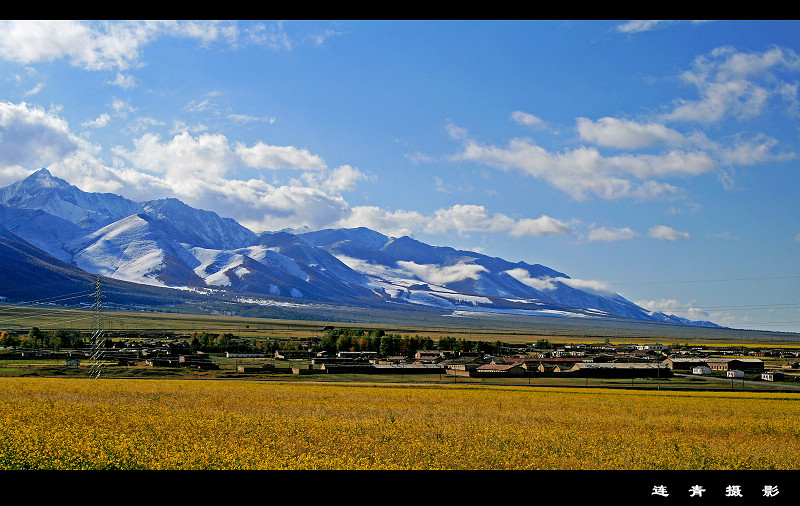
(0, 377, 798, 470)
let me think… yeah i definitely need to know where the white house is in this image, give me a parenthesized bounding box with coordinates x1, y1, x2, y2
(692, 366, 712, 375)
(762, 371, 785, 382)
(727, 369, 744, 378)
(636, 344, 669, 351)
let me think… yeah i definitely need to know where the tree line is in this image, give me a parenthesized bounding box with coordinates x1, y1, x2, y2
(0, 326, 509, 358)
(315, 328, 503, 357)
(0, 328, 94, 350)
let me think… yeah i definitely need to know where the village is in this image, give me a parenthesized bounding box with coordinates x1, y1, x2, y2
(277, 341, 799, 383)
(3, 325, 799, 385)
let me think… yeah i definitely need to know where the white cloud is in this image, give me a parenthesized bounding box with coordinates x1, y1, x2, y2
(0, 101, 82, 168)
(24, 82, 43, 96)
(510, 111, 548, 130)
(245, 21, 292, 51)
(0, 101, 365, 233)
(299, 164, 373, 193)
(235, 141, 327, 171)
(397, 260, 488, 285)
(616, 20, 668, 34)
(648, 225, 690, 241)
(558, 277, 617, 297)
(425, 204, 572, 237)
(504, 268, 617, 297)
(663, 45, 800, 124)
(616, 20, 712, 34)
(109, 73, 135, 89)
(336, 204, 572, 240)
(576, 117, 687, 149)
(336, 206, 426, 238)
(82, 113, 111, 128)
(444, 47, 799, 202)
(114, 131, 236, 181)
(608, 150, 716, 179)
(587, 226, 638, 242)
(448, 132, 685, 201)
(113, 131, 336, 184)
(0, 20, 240, 74)
(503, 268, 557, 291)
(636, 298, 711, 321)
(717, 133, 794, 166)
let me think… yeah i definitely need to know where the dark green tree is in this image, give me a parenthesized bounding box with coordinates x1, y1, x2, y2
(28, 327, 44, 348)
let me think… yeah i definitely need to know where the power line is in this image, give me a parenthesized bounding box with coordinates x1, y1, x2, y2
(0, 292, 95, 308)
(88, 275, 105, 380)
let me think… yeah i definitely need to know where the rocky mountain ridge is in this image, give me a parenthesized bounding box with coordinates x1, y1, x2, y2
(0, 169, 719, 327)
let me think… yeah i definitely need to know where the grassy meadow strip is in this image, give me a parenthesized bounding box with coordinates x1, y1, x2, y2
(0, 377, 798, 470)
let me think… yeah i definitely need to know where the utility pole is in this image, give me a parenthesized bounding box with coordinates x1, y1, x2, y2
(88, 275, 105, 379)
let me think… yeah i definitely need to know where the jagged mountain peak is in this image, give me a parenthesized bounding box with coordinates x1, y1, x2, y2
(144, 197, 258, 250)
(0, 168, 143, 230)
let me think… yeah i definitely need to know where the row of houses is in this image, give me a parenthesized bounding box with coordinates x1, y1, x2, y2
(273, 349, 794, 381)
(274, 350, 676, 378)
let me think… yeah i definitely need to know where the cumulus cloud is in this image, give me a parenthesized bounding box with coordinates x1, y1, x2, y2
(0, 101, 82, 169)
(0, 20, 236, 73)
(648, 225, 690, 241)
(397, 260, 488, 285)
(235, 141, 327, 171)
(4, 109, 571, 238)
(448, 132, 685, 201)
(114, 131, 333, 180)
(0, 100, 371, 233)
(336, 203, 572, 239)
(113, 131, 237, 181)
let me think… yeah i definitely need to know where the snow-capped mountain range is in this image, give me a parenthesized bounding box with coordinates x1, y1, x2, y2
(0, 169, 718, 327)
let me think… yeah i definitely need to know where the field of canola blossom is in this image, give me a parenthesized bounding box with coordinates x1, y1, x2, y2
(0, 376, 798, 470)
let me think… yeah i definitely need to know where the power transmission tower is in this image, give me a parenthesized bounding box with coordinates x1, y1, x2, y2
(88, 275, 105, 379)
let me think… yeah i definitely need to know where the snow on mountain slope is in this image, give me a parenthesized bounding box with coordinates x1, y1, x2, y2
(187, 245, 310, 287)
(0, 204, 85, 261)
(142, 198, 257, 250)
(256, 231, 370, 286)
(65, 214, 204, 288)
(0, 170, 720, 326)
(305, 229, 665, 320)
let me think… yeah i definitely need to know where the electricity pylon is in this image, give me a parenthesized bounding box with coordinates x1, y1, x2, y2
(88, 275, 105, 379)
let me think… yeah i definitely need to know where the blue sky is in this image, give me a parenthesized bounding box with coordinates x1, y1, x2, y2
(0, 20, 799, 332)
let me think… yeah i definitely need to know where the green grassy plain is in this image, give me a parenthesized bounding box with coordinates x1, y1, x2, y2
(3, 302, 799, 346)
